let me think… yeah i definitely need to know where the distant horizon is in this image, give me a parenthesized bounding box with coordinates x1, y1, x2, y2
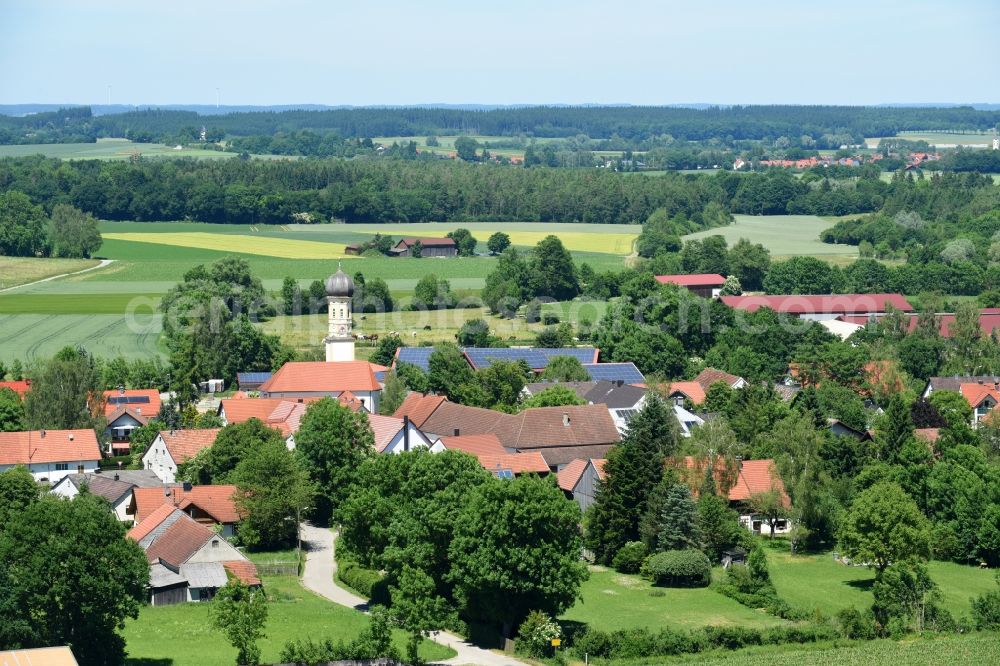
(2, 1, 995, 107)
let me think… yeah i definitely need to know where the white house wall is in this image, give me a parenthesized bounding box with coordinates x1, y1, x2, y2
(142, 434, 179, 483)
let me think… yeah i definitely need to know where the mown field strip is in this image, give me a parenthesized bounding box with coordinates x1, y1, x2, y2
(348, 227, 638, 254)
(684, 215, 857, 258)
(0, 314, 163, 362)
(101, 232, 355, 259)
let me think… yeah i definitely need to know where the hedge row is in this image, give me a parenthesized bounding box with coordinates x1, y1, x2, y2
(572, 624, 840, 660)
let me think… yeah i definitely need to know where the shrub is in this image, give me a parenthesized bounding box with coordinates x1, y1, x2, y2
(280, 605, 399, 663)
(702, 625, 762, 650)
(612, 541, 647, 574)
(642, 549, 711, 587)
(542, 312, 560, 325)
(516, 610, 561, 659)
(836, 607, 877, 640)
(337, 559, 383, 599)
(971, 584, 1000, 630)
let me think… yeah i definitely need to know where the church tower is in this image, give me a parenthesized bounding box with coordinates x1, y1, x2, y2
(324, 265, 355, 362)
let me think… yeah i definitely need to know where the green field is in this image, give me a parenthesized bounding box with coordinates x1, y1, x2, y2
(121, 573, 454, 666)
(767, 549, 994, 618)
(684, 215, 858, 262)
(561, 567, 786, 633)
(0, 256, 100, 289)
(0, 138, 242, 160)
(865, 132, 996, 148)
(598, 633, 1000, 666)
(0, 313, 162, 363)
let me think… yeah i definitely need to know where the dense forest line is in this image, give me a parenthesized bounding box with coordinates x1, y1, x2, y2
(2, 105, 998, 146)
(2, 156, 996, 226)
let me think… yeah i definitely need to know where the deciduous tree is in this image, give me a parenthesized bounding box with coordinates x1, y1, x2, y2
(212, 579, 268, 666)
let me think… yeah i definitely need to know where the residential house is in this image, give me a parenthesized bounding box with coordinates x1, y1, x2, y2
(50, 469, 161, 521)
(960, 382, 1000, 425)
(922, 375, 1000, 398)
(0, 429, 101, 484)
(721, 294, 913, 321)
(142, 428, 220, 483)
(128, 507, 259, 605)
(394, 393, 621, 470)
(102, 388, 162, 454)
(258, 361, 383, 412)
(523, 380, 647, 434)
(655, 273, 727, 298)
(665, 381, 706, 407)
(681, 457, 792, 537)
(826, 419, 872, 441)
(390, 237, 458, 257)
(436, 433, 546, 476)
(130, 483, 241, 537)
(0, 379, 31, 398)
(557, 458, 606, 511)
(693, 368, 747, 392)
(369, 413, 439, 454)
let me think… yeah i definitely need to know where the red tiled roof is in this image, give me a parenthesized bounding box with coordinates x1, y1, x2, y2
(960, 383, 1000, 409)
(665, 381, 707, 405)
(159, 428, 221, 465)
(655, 274, 726, 287)
(693, 368, 743, 391)
(593, 458, 607, 480)
(127, 503, 177, 542)
(0, 429, 101, 466)
(133, 484, 241, 524)
(223, 560, 262, 586)
(477, 451, 549, 475)
(259, 361, 381, 393)
(145, 513, 215, 566)
(367, 414, 405, 452)
(102, 389, 161, 419)
(721, 293, 913, 315)
(438, 433, 507, 456)
(680, 457, 789, 506)
(838, 309, 1000, 338)
(557, 458, 589, 492)
(0, 380, 31, 397)
(393, 393, 447, 428)
(914, 428, 940, 444)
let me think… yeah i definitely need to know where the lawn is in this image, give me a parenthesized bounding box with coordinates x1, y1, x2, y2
(561, 567, 786, 633)
(0, 313, 163, 363)
(0, 256, 100, 290)
(597, 632, 1000, 666)
(683, 215, 857, 260)
(121, 574, 454, 666)
(767, 549, 995, 618)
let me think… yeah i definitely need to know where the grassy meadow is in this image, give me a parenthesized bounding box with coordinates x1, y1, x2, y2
(684, 215, 857, 262)
(865, 131, 996, 149)
(121, 573, 454, 666)
(0, 138, 241, 160)
(0, 256, 99, 289)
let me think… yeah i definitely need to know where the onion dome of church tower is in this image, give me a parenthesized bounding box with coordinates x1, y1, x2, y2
(325, 264, 355, 297)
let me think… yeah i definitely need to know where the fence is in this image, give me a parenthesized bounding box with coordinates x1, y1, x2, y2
(255, 561, 300, 576)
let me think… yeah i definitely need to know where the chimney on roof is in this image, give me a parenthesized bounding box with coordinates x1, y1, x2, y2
(114, 473, 120, 481)
(182, 481, 192, 492)
(615, 379, 624, 387)
(453, 428, 460, 437)
(68, 433, 74, 441)
(119, 385, 126, 395)
(40, 429, 46, 438)
(563, 412, 570, 427)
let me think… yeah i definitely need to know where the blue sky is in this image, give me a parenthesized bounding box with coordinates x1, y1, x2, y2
(1, 0, 996, 106)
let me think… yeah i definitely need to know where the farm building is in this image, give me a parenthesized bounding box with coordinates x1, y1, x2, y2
(130, 483, 241, 538)
(721, 293, 913, 321)
(655, 273, 727, 298)
(558, 458, 606, 511)
(257, 361, 383, 412)
(390, 237, 458, 257)
(836, 308, 1000, 338)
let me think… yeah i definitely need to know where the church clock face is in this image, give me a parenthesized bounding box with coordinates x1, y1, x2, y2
(337, 325, 347, 336)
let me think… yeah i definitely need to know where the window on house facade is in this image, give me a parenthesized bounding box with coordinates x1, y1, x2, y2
(55, 463, 68, 471)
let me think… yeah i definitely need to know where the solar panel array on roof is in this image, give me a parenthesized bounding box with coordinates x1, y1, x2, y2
(237, 372, 273, 384)
(464, 347, 597, 370)
(108, 395, 152, 405)
(396, 347, 435, 371)
(583, 363, 645, 384)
